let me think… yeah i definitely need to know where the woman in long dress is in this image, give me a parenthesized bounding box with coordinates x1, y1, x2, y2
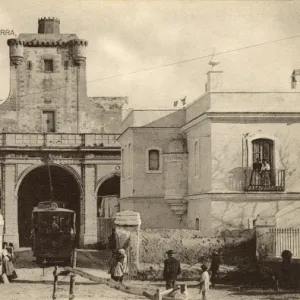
(261, 159, 271, 187)
(118, 248, 128, 283)
(2, 242, 16, 282)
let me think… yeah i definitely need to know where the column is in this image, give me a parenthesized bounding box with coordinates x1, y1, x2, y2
(3, 164, 19, 248)
(254, 215, 277, 259)
(114, 211, 141, 277)
(82, 164, 97, 246)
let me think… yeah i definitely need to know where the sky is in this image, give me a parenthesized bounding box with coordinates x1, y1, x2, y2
(0, 0, 300, 108)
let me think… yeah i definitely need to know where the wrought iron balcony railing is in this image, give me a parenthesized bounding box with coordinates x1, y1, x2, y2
(244, 168, 285, 191)
(0, 133, 120, 148)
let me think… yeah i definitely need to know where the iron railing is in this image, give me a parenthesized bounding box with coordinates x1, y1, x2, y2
(244, 169, 285, 191)
(269, 228, 300, 258)
(0, 133, 120, 148)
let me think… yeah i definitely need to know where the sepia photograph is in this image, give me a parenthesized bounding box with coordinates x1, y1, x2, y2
(0, 0, 300, 299)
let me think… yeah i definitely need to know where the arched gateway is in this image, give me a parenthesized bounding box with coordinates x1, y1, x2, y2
(17, 164, 82, 247)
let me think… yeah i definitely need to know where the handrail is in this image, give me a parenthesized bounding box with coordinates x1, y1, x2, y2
(0, 133, 120, 147)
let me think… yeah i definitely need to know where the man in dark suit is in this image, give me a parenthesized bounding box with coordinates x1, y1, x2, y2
(163, 250, 181, 289)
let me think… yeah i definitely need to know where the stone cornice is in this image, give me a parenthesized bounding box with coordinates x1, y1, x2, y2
(185, 192, 300, 202)
(7, 38, 88, 47)
(181, 111, 300, 132)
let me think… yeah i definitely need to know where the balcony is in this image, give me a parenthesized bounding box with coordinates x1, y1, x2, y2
(0, 133, 120, 149)
(244, 169, 285, 192)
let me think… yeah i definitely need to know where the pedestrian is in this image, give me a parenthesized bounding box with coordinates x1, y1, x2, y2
(111, 254, 124, 283)
(275, 250, 293, 290)
(7, 243, 17, 280)
(209, 250, 221, 287)
(118, 248, 128, 283)
(199, 264, 210, 300)
(108, 250, 117, 280)
(2, 242, 16, 283)
(163, 250, 181, 290)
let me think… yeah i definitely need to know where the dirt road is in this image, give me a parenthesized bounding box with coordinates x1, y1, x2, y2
(1, 249, 298, 300)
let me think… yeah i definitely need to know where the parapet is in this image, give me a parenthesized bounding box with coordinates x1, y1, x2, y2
(38, 17, 60, 34)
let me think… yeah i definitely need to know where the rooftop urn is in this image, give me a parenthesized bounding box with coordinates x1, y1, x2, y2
(7, 39, 24, 66)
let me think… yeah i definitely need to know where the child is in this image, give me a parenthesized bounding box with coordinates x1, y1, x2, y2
(112, 254, 124, 283)
(199, 264, 210, 300)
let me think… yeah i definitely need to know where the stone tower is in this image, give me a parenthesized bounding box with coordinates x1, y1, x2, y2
(5, 17, 88, 133)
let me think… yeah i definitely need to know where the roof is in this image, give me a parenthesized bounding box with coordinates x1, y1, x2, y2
(32, 201, 75, 213)
(33, 207, 75, 213)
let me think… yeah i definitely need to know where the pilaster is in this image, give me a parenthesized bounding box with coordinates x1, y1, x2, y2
(3, 164, 19, 248)
(82, 164, 97, 246)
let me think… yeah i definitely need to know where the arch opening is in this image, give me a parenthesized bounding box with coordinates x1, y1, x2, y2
(17, 165, 81, 247)
(97, 175, 120, 219)
(96, 174, 120, 244)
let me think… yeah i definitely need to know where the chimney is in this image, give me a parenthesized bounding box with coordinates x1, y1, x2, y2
(38, 17, 60, 34)
(206, 70, 223, 92)
(291, 69, 300, 90)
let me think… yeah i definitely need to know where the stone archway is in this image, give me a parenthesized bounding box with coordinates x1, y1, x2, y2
(17, 164, 82, 247)
(96, 174, 120, 243)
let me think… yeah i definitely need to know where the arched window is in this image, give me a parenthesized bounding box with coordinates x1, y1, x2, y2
(149, 149, 160, 171)
(194, 140, 200, 176)
(27, 61, 32, 70)
(128, 143, 131, 178)
(121, 148, 125, 179)
(195, 218, 200, 230)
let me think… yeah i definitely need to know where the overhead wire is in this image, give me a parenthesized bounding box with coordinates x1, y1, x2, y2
(5, 34, 300, 99)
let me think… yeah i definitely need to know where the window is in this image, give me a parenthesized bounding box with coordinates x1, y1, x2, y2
(149, 149, 160, 171)
(44, 59, 54, 72)
(194, 140, 200, 176)
(128, 143, 132, 178)
(64, 61, 69, 70)
(121, 148, 125, 179)
(42, 111, 55, 132)
(195, 218, 200, 230)
(27, 61, 32, 70)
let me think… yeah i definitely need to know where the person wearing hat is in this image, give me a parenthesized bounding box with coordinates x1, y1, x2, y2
(163, 250, 181, 290)
(209, 250, 221, 287)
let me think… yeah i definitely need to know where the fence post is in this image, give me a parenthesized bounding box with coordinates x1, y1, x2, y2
(254, 215, 277, 259)
(155, 288, 162, 300)
(52, 266, 58, 300)
(69, 249, 77, 300)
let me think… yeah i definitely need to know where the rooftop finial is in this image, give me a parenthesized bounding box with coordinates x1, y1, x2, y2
(208, 49, 220, 70)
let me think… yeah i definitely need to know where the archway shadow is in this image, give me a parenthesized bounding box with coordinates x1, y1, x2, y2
(17, 164, 81, 247)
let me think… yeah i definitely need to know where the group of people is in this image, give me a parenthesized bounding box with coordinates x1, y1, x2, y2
(163, 249, 221, 300)
(1, 242, 17, 283)
(250, 158, 271, 186)
(108, 248, 128, 283)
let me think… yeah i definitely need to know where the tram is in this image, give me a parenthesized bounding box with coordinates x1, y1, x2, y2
(31, 200, 76, 265)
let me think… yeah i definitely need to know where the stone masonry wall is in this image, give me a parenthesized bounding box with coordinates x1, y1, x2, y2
(140, 228, 254, 264)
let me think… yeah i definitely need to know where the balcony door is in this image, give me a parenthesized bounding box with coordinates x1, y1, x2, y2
(252, 138, 274, 168)
(252, 138, 274, 185)
(42, 111, 55, 132)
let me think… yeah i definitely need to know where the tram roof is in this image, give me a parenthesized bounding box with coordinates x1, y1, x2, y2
(32, 207, 75, 213)
(32, 201, 75, 213)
